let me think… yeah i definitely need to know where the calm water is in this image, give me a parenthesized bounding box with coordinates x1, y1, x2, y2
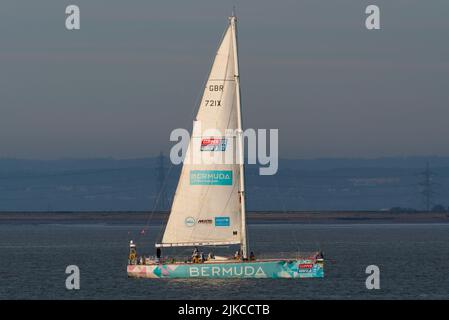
(0, 222, 448, 299)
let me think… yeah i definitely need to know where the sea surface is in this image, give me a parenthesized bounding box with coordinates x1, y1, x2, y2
(0, 222, 448, 299)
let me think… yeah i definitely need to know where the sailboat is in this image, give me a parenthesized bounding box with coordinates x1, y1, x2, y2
(127, 15, 324, 279)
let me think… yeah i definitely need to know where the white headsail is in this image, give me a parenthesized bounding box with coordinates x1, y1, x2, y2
(157, 16, 247, 256)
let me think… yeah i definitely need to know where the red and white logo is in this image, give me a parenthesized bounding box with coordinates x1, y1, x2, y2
(201, 137, 227, 151)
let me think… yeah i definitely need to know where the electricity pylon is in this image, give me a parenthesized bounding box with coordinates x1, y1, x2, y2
(419, 162, 436, 212)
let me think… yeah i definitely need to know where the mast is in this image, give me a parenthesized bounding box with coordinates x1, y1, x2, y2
(230, 15, 248, 259)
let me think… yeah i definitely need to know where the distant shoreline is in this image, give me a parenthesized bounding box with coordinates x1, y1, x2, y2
(1, 211, 448, 224)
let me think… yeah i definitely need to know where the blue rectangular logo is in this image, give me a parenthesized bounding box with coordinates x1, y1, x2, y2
(190, 170, 233, 186)
(215, 216, 230, 227)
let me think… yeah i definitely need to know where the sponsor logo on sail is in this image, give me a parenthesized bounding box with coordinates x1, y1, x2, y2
(215, 216, 230, 227)
(201, 137, 227, 151)
(185, 217, 195, 227)
(190, 170, 232, 186)
(198, 219, 213, 225)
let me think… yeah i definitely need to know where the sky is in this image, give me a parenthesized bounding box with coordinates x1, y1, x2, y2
(0, 0, 448, 159)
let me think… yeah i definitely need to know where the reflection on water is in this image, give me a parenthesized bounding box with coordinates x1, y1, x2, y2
(0, 223, 449, 299)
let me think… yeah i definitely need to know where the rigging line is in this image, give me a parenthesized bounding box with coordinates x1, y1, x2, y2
(273, 170, 301, 252)
(139, 157, 175, 239)
(154, 166, 178, 244)
(204, 170, 239, 241)
(236, 109, 250, 250)
(223, 75, 237, 136)
(231, 17, 250, 254)
(219, 40, 234, 132)
(159, 166, 187, 244)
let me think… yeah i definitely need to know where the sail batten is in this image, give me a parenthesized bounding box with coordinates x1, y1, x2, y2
(159, 17, 245, 249)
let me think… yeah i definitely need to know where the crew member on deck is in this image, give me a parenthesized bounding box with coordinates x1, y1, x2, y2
(249, 251, 256, 261)
(192, 247, 198, 258)
(192, 247, 200, 263)
(128, 240, 137, 265)
(207, 252, 215, 260)
(234, 250, 240, 260)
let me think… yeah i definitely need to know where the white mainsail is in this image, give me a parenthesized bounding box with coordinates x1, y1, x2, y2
(157, 16, 248, 257)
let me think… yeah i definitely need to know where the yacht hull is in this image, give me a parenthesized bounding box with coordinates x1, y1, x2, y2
(127, 259, 323, 279)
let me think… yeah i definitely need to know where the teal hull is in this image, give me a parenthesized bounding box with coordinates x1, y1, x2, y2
(127, 259, 323, 279)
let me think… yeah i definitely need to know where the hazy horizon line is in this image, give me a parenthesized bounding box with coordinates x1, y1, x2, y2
(1, 154, 449, 161)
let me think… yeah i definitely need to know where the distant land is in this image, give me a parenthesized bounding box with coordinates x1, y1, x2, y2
(1, 156, 449, 211)
(1, 211, 448, 224)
